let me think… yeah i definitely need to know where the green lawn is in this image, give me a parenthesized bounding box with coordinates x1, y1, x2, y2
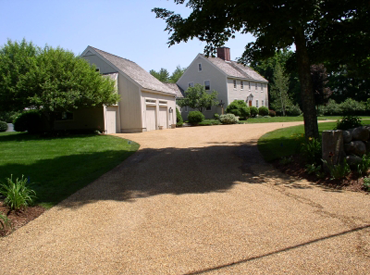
(241, 116, 370, 124)
(0, 132, 139, 208)
(258, 119, 370, 162)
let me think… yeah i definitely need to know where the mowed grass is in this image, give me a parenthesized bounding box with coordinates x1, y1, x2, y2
(242, 116, 370, 124)
(258, 119, 370, 162)
(0, 132, 139, 208)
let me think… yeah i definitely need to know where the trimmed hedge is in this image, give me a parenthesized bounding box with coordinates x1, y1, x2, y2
(0, 121, 8, 132)
(226, 100, 250, 119)
(250, 106, 258, 117)
(220, 113, 238, 124)
(188, 111, 205, 125)
(13, 110, 43, 134)
(258, 106, 269, 116)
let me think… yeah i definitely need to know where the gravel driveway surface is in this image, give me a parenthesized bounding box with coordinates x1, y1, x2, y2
(1, 122, 369, 274)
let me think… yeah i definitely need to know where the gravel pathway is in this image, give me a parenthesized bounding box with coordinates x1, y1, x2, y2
(1, 122, 369, 274)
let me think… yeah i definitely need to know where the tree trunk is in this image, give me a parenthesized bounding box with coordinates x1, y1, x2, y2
(294, 28, 319, 140)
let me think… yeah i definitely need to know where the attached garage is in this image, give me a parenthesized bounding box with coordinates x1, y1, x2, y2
(145, 105, 157, 131)
(105, 106, 118, 134)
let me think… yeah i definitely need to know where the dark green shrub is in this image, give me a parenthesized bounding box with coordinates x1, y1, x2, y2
(176, 107, 183, 127)
(269, 110, 276, 117)
(0, 111, 21, 123)
(258, 106, 269, 116)
(322, 99, 341, 115)
(220, 114, 238, 124)
(226, 100, 250, 119)
(250, 106, 258, 117)
(214, 113, 220, 119)
(286, 104, 302, 116)
(13, 110, 43, 134)
(188, 111, 205, 125)
(335, 115, 362, 130)
(0, 121, 8, 132)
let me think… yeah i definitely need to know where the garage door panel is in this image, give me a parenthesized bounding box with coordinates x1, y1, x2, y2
(159, 107, 168, 129)
(146, 106, 156, 131)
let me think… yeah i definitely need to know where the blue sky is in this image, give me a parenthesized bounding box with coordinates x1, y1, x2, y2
(0, 0, 255, 73)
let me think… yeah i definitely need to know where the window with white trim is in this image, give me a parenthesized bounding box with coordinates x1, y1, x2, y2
(241, 81, 244, 90)
(233, 80, 237, 89)
(249, 82, 251, 90)
(204, 80, 210, 91)
(262, 100, 264, 106)
(261, 83, 263, 91)
(206, 105, 212, 111)
(255, 83, 257, 90)
(198, 63, 202, 71)
(256, 100, 259, 108)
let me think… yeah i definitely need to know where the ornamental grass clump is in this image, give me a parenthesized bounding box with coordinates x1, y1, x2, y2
(0, 212, 10, 231)
(0, 175, 36, 211)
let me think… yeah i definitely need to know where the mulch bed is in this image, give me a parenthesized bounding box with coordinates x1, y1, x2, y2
(0, 202, 46, 237)
(272, 154, 367, 193)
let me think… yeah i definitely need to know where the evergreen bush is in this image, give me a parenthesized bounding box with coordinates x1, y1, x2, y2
(258, 106, 269, 116)
(335, 116, 362, 130)
(250, 106, 258, 117)
(286, 104, 302, 116)
(225, 100, 250, 119)
(176, 107, 183, 127)
(187, 111, 205, 125)
(0, 121, 8, 132)
(13, 110, 43, 134)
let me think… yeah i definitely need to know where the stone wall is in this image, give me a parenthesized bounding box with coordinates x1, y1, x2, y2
(343, 126, 370, 165)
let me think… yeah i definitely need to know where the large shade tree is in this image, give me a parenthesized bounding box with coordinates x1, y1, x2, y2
(153, 0, 369, 139)
(178, 84, 218, 112)
(0, 39, 119, 129)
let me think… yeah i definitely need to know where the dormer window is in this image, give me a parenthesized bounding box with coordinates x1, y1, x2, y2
(198, 63, 202, 71)
(96, 67, 100, 72)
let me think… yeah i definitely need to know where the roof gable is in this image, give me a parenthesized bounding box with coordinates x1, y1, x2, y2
(201, 55, 268, 83)
(82, 46, 176, 96)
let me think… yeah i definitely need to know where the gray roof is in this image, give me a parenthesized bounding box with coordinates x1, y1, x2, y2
(202, 55, 268, 83)
(88, 47, 176, 95)
(164, 83, 184, 98)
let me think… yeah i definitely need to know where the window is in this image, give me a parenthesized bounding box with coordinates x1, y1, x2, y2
(262, 100, 264, 106)
(261, 84, 263, 91)
(146, 99, 156, 103)
(255, 83, 257, 90)
(233, 80, 237, 89)
(204, 80, 210, 91)
(206, 105, 212, 111)
(188, 82, 194, 87)
(256, 100, 259, 108)
(95, 67, 100, 72)
(56, 112, 73, 121)
(241, 81, 244, 90)
(198, 63, 202, 71)
(159, 100, 167, 105)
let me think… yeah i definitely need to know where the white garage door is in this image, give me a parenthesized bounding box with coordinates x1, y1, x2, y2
(159, 107, 168, 129)
(106, 107, 117, 134)
(146, 106, 156, 131)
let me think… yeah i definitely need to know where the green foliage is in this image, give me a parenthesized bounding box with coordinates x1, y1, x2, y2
(187, 111, 205, 125)
(225, 100, 250, 119)
(335, 116, 362, 130)
(270, 62, 291, 116)
(150, 68, 170, 82)
(219, 113, 238, 124)
(169, 65, 186, 83)
(279, 156, 293, 165)
(269, 110, 276, 117)
(0, 175, 36, 211)
(0, 212, 10, 231)
(0, 111, 21, 123)
(214, 113, 220, 119)
(356, 154, 370, 177)
(305, 163, 325, 178)
(13, 110, 44, 134)
(286, 104, 302, 116)
(322, 159, 351, 180)
(178, 84, 218, 112)
(176, 107, 183, 127)
(363, 177, 370, 192)
(340, 98, 366, 115)
(0, 40, 119, 129)
(198, 119, 222, 126)
(258, 106, 269, 116)
(300, 137, 322, 165)
(250, 106, 258, 117)
(0, 121, 7, 132)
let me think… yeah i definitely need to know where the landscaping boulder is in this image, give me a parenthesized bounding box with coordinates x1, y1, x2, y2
(352, 127, 369, 141)
(342, 130, 352, 143)
(344, 141, 366, 156)
(346, 155, 363, 167)
(365, 141, 370, 154)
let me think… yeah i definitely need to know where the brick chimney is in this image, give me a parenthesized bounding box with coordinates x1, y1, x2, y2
(217, 47, 230, 61)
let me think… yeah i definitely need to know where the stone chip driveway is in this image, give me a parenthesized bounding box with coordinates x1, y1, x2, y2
(1, 123, 369, 274)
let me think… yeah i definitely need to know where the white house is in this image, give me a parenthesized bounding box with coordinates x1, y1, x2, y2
(55, 46, 177, 133)
(176, 47, 269, 119)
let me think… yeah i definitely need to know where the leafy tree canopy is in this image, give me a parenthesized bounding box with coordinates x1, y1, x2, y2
(0, 39, 119, 128)
(178, 83, 218, 112)
(150, 65, 186, 83)
(153, 0, 369, 139)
